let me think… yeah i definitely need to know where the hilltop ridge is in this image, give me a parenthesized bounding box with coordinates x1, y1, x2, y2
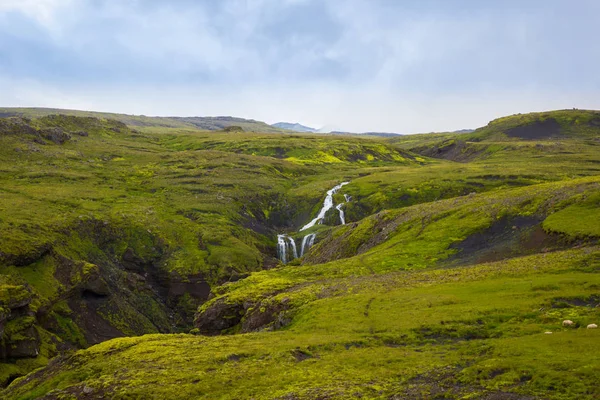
(470, 109, 600, 141)
(271, 122, 318, 133)
(0, 107, 288, 133)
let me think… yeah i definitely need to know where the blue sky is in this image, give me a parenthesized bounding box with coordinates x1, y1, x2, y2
(1, 0, 599, 132)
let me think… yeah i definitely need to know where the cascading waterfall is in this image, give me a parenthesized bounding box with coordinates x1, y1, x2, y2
(300, 233, 316, 257)
(277, 234, 289, 264)
(336, 203, 346, 225)
(299, 182, 349, 231)
(277, 182, 351, 263)
(288, 236, 298, 259)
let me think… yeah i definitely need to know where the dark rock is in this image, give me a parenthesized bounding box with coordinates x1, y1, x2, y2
(241, 300, 290, 332)
(5, 326, 40, 359)
(121, 248, 147, 273)
(81, 273, 109, 297)
(168, 274, 211, 302)
(0, 118, 37, 137)
(39, 127, 71, 144)
(195, 299, 244, 334)
(0, 243, 52, 267)
(0, 311, 8, 338)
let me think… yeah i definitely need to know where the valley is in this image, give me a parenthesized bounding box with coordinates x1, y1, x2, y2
(0, 108, 599, 399)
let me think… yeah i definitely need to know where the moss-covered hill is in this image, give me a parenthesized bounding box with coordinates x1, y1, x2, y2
(1, 109, 599, 399)
(394, 109, 600, 162)
(0, 113, 419, 386)
(0, 107, 289, 133)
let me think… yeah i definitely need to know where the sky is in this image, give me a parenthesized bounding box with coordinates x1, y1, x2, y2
(1, 0, 599, 133)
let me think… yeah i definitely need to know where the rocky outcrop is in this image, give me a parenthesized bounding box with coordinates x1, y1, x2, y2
(241, 299, 291, 332)
(0, 243, 52, 267)
(0, 283, 39, 361)
(195, 297, 291, 334)
(195, 299, 244, 334)
(0, 118, 72, 145)
(38, 127, 71, 144)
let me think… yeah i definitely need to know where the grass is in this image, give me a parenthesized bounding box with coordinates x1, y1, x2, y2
(0, 108, 599, 398)
(4, 247, 600, 399)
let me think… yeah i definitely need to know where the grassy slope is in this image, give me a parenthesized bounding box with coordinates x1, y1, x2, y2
(6, 248, 600, 399)
(0, 113, 419, 385)
(1, 109, 600, 399)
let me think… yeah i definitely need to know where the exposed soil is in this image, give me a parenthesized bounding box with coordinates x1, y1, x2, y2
(505, 118, 561, 139)
(413, 140, 487, 162)
(550, 294, 600, 309)
(390, 366, 536, 400)
(447, 216, 566, 266)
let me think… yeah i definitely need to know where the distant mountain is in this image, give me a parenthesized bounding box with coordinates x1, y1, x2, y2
(363, 132, 403, 137)
(271, 122, 318, 133)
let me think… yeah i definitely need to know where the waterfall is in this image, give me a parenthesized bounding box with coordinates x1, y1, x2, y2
(277, 234, 288, 264)
(336, 203, 345, 225)
(277, 182, 351, 263)
(288, 236, 298, 259)
(300, 233, 316, 257)
(299, 182, 349, 232)
(277, 234, 299, 264)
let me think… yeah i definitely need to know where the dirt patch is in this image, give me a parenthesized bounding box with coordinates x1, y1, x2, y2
(447, 216, 565, 266)
(413, 140, 487, 162)
(505, 118, 561, 139)
(391, 367, 536, 400)
(290, 348, 313, 362)
(550, 295, 600, 309)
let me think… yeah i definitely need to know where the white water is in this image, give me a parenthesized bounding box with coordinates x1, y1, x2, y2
(336, 203, 345, 225)
(300, 233, 316, 257)
(277, 182, 351, 263)
(288, 236, 298, 259)
(299, 182, 349, 231)
(277, 234, 288, 264)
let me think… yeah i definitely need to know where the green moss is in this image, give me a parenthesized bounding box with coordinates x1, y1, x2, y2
(543, 192, 600, 238)
(1, 109, 599, 397)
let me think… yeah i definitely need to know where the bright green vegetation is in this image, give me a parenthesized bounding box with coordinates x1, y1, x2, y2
(5, 248, 600, 399)
(1, 109, 599, 399)
(470, 109, 600, 141)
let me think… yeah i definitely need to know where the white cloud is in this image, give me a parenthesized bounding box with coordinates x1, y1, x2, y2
(2, 75, 599, 133)
(1, 0, 599, 132)
(0, 0, 73, 30)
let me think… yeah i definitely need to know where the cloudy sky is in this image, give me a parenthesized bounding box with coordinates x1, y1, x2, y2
(1, 0, 599, 133)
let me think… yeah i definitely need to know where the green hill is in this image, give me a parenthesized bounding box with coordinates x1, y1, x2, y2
(0, 109, 599, 399)
(392, 109, 600, 162)
(471, 109, 600, 141)
(0, 107, 289, 133)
